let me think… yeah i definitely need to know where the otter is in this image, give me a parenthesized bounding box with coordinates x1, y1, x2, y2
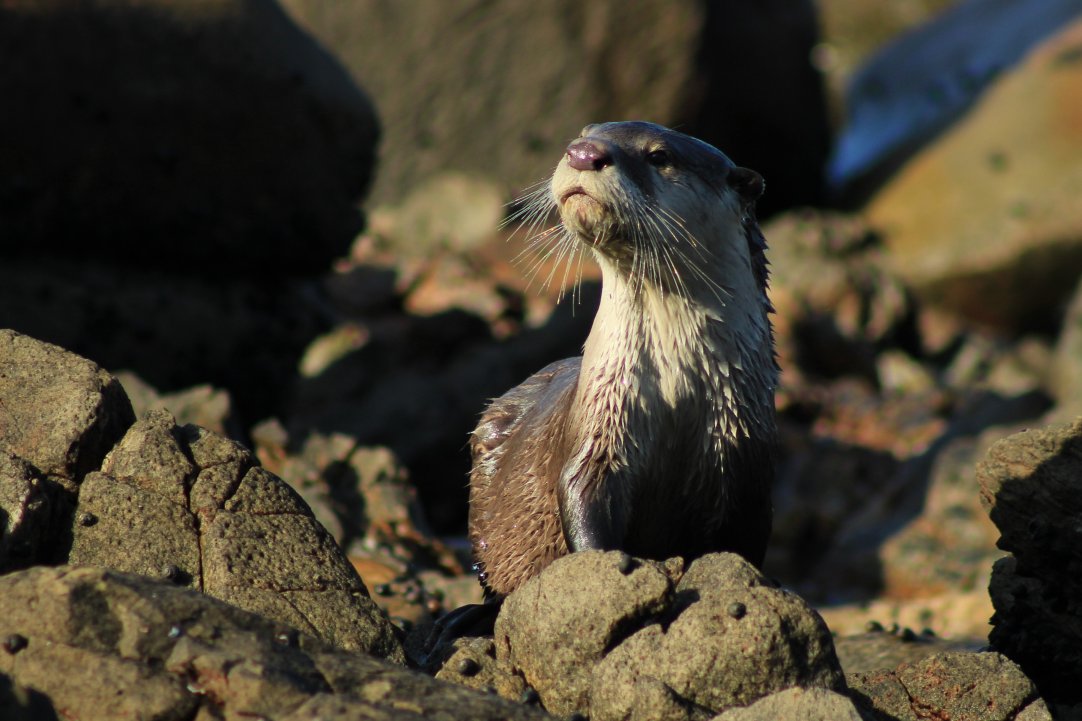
(471, 121, 778, 598)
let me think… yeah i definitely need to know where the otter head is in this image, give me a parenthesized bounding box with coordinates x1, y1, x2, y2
(550, 121, 767, 303)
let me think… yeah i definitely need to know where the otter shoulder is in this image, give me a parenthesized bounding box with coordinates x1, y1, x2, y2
(470, 357, 580, 471)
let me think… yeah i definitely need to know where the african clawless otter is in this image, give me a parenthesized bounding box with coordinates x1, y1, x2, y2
(470, 121, 777, 597)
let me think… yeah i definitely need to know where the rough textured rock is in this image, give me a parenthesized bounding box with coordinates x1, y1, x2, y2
(848, 652, 1050, 721)
(0, 329, 134, 488)
(490, 551, 844, 719)
(69, 409, 405, 661)
(711, 687, 863, 721)
(0, 566, 551, 721)
(281, 0, 829, 215)
(866, 18, 1082, 330)
(0, 453, 53, 573)
(0, 0, 378, 275)
(978, 418, 1082, 707)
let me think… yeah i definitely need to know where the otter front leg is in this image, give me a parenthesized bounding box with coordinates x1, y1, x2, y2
(557, 466, 631, 552)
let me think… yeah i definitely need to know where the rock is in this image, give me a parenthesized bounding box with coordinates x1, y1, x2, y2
(281, 0, 829, 215)
(978, 418, 1082, 707)
(1048, 277, 1082, 422)
(710, 687, 863, 721)
(848, 651, 1050, 721)
(0, 259, 327, 425)
(434, 637, 525, 700)
(116, 371, 236, 439)
(0, 0, 378, 275)
(69, 409, 405, 661)
(866, 18, 1082, 330)
(0, 329, 134, 488)
(794, 387, 1050, 603)
(489, 551, 844, 719)
(832, 628, 981, 678)
(819, 590, 994, 643)
(0, 566, 551, 721)
(826, 0, 1082, 195)
(0, 453, 53, 572)
(765, 210, 913, 385)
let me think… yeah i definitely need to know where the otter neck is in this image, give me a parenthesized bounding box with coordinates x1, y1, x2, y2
(572, 250, 772, 464)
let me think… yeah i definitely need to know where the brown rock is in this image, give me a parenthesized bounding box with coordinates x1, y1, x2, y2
(0, 566, 550, 721)
(848, 651, 1050, 721)
(978, 418, 1082, 706)
(0, 0, 378, 275)
(867, 18, 1082, 329)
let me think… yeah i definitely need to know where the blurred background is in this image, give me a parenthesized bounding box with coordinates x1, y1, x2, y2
(2, 0, 1082, 644)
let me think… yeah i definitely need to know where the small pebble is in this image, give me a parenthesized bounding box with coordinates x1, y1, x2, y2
(162, 564, 183, 583)
(2, 634, 28, 654)
(520, 688, 540, 705)
(616, 553, 634, 575)
(865, 620, 885, 633)
(78, 512, 97, 527)
(727, 602, 746, 620)
(900, 627, 917, 642)
(456, 657, 480, 677)
(921, 627, 937, 637)
(888, 622, 900, 635)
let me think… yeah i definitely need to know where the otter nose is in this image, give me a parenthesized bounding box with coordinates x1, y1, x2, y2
(566, 139, 613, 171)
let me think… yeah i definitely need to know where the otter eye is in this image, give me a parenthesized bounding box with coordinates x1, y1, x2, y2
(645, 149, 671, 168)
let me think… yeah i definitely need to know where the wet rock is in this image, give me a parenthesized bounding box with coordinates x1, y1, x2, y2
(978, 418, 1082, 707)
(282, 0, 828, 215)
(0, 566, 550, 721)
(69, 409, 405, 661)
(491, 551, 844, 719)
(848, 651, 1050, 721)
(0, 0, 378, 275)
(867, 18, 1082, 330)
(711, 686, 863, 721)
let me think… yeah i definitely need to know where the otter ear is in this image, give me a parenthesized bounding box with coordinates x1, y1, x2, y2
(727, 167, 764, 203)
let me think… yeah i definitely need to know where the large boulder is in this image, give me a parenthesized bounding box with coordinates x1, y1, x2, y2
(866, 18, 1082, 330)
(448, 551, 847, 720)
(280, 0, 830, 215)
(0, 0, 378, 275)
(978, 418, 1082, 709)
